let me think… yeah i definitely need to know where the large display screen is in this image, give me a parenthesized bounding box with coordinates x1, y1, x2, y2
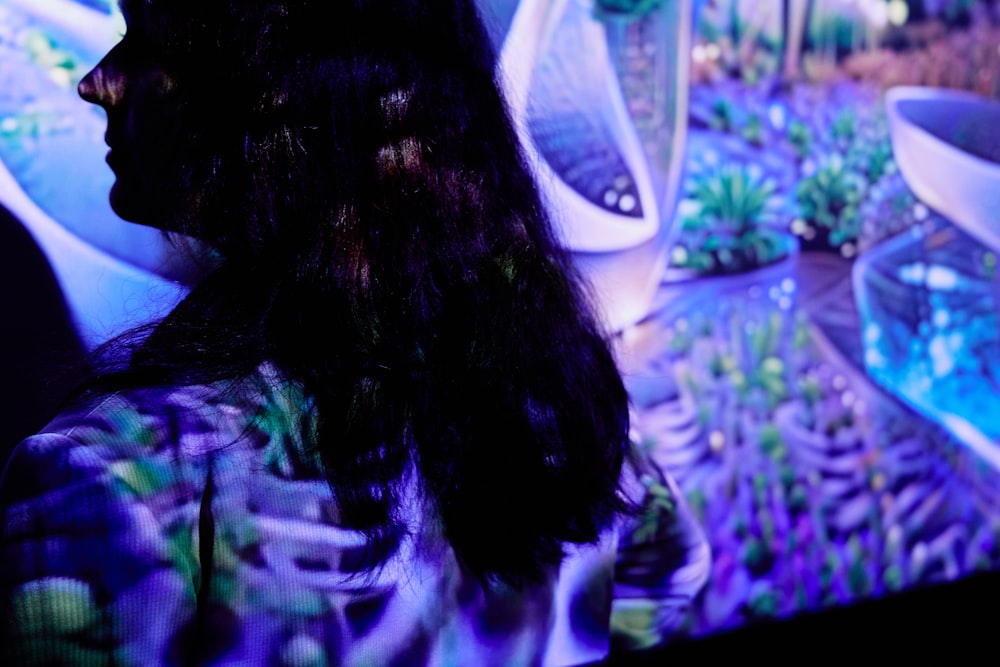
(2, 0, 999, 648)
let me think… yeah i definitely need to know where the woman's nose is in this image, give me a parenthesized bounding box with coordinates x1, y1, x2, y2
(78, 55, 124, 108)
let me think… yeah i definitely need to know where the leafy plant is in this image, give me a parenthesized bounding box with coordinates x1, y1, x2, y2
(808, 13, 861, 63)
(738, 356, 788, 411)
(709, 98, 736, 133)
(694, 165, 772, 224)
(830, 109, 857, 149)
(845, 119, 894, 183)
(668, 319, 695, 355)
(595, 0, 665, 18)
(759, 424, 787, 462)
(787, 120, 813, 160)
(673, 165, 789, 274)
(851, 139, 893, 183)
(709, 352, 736, 379)
(741, 113, 765, 147)
(794, 156, 866, 251)
(750, 311, 785, 362)
(798, 375, 822, 410)
(795, 375, 822, 430)
(633, 474, 677, 543)
(23, 29, 85, 88)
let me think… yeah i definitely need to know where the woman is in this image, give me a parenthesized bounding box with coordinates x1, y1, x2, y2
(0, 0, 708, 664)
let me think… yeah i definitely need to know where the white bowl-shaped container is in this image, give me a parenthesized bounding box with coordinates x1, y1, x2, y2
(885, 86, 1000, 253)
(493, 0, 693, 332)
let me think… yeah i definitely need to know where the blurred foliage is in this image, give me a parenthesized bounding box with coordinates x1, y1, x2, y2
(795, 155, 866, 250)
(595, 0, 666, 18)
(674, 165, 790, 275)
(741, 112, 764, 147)
(22, 29, 86, 89)
(787, 120, 813, 160)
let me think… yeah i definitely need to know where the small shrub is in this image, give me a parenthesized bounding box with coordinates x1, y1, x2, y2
(794, 155, 866, 252)
(787, 120, 813, 160)
(594, 0, 665, 18)
(674, 165, 790, 274)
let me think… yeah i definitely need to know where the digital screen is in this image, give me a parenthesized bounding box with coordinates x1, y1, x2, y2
(2, 0, 1000, 650)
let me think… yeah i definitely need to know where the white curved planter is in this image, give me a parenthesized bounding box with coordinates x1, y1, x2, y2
(494, 0, 693, 332)
(885, 86, 1000, 253)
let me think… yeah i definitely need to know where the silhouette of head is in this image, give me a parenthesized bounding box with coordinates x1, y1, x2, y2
(79, 0, 186, 227)
(77, 0, 506, 254)
(75, 0, 631, 585)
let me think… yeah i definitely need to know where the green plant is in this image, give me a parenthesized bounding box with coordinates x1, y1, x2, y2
(759, 424, 787, 462)
(694, 165, 772, 223)
(853, 140, 893, 183)
(709, 352, 736, 379)
(795, 375, 822, 430)
(594, 0, 665, 18)
(668, 324, 694, 356)
(750, 311, 784, 362)
(845, 114, 894, 182)
(728, 312, 789, 411)
(674, 165, 789, 274)
(742, 113, 765, 147)
(787, 120, 813, 159)
(794, 156, 866, 251)
(942, 0, 976, 26)
(709, 98, 736, 133)
(830, 109, 857, 148)
(23, 29, 85, 88)
(809, 13, 861, 63)
(742, 356, 788, 410)
(793, 314, 812, 352)
(632, 474, 677, 543)
(984, 252, 997, 280)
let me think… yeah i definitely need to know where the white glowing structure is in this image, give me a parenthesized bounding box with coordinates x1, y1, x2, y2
(487, 0, 693, 332)
(885, 86, 1000, 253)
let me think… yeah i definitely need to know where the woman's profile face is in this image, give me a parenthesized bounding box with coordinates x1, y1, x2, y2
(78, 1, 186, 227)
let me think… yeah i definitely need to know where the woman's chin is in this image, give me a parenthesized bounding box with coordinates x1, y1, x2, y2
(109, 183, 162, 228)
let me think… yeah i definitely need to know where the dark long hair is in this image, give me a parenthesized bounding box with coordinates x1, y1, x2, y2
(89, 0, 630, 585)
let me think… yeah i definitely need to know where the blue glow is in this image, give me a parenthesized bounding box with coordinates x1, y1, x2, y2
(856, 223, 1000, 443)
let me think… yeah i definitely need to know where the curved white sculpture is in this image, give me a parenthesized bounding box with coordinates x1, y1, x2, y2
(501, 0, 660, 251)
(885, 86, 1000, 252)
(489, 0, 693, 332)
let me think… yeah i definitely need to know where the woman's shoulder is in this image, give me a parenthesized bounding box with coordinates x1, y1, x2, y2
(0, 363, 327, 665)
(26, 362, 303, 459)
(1, 362, 315, 523)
